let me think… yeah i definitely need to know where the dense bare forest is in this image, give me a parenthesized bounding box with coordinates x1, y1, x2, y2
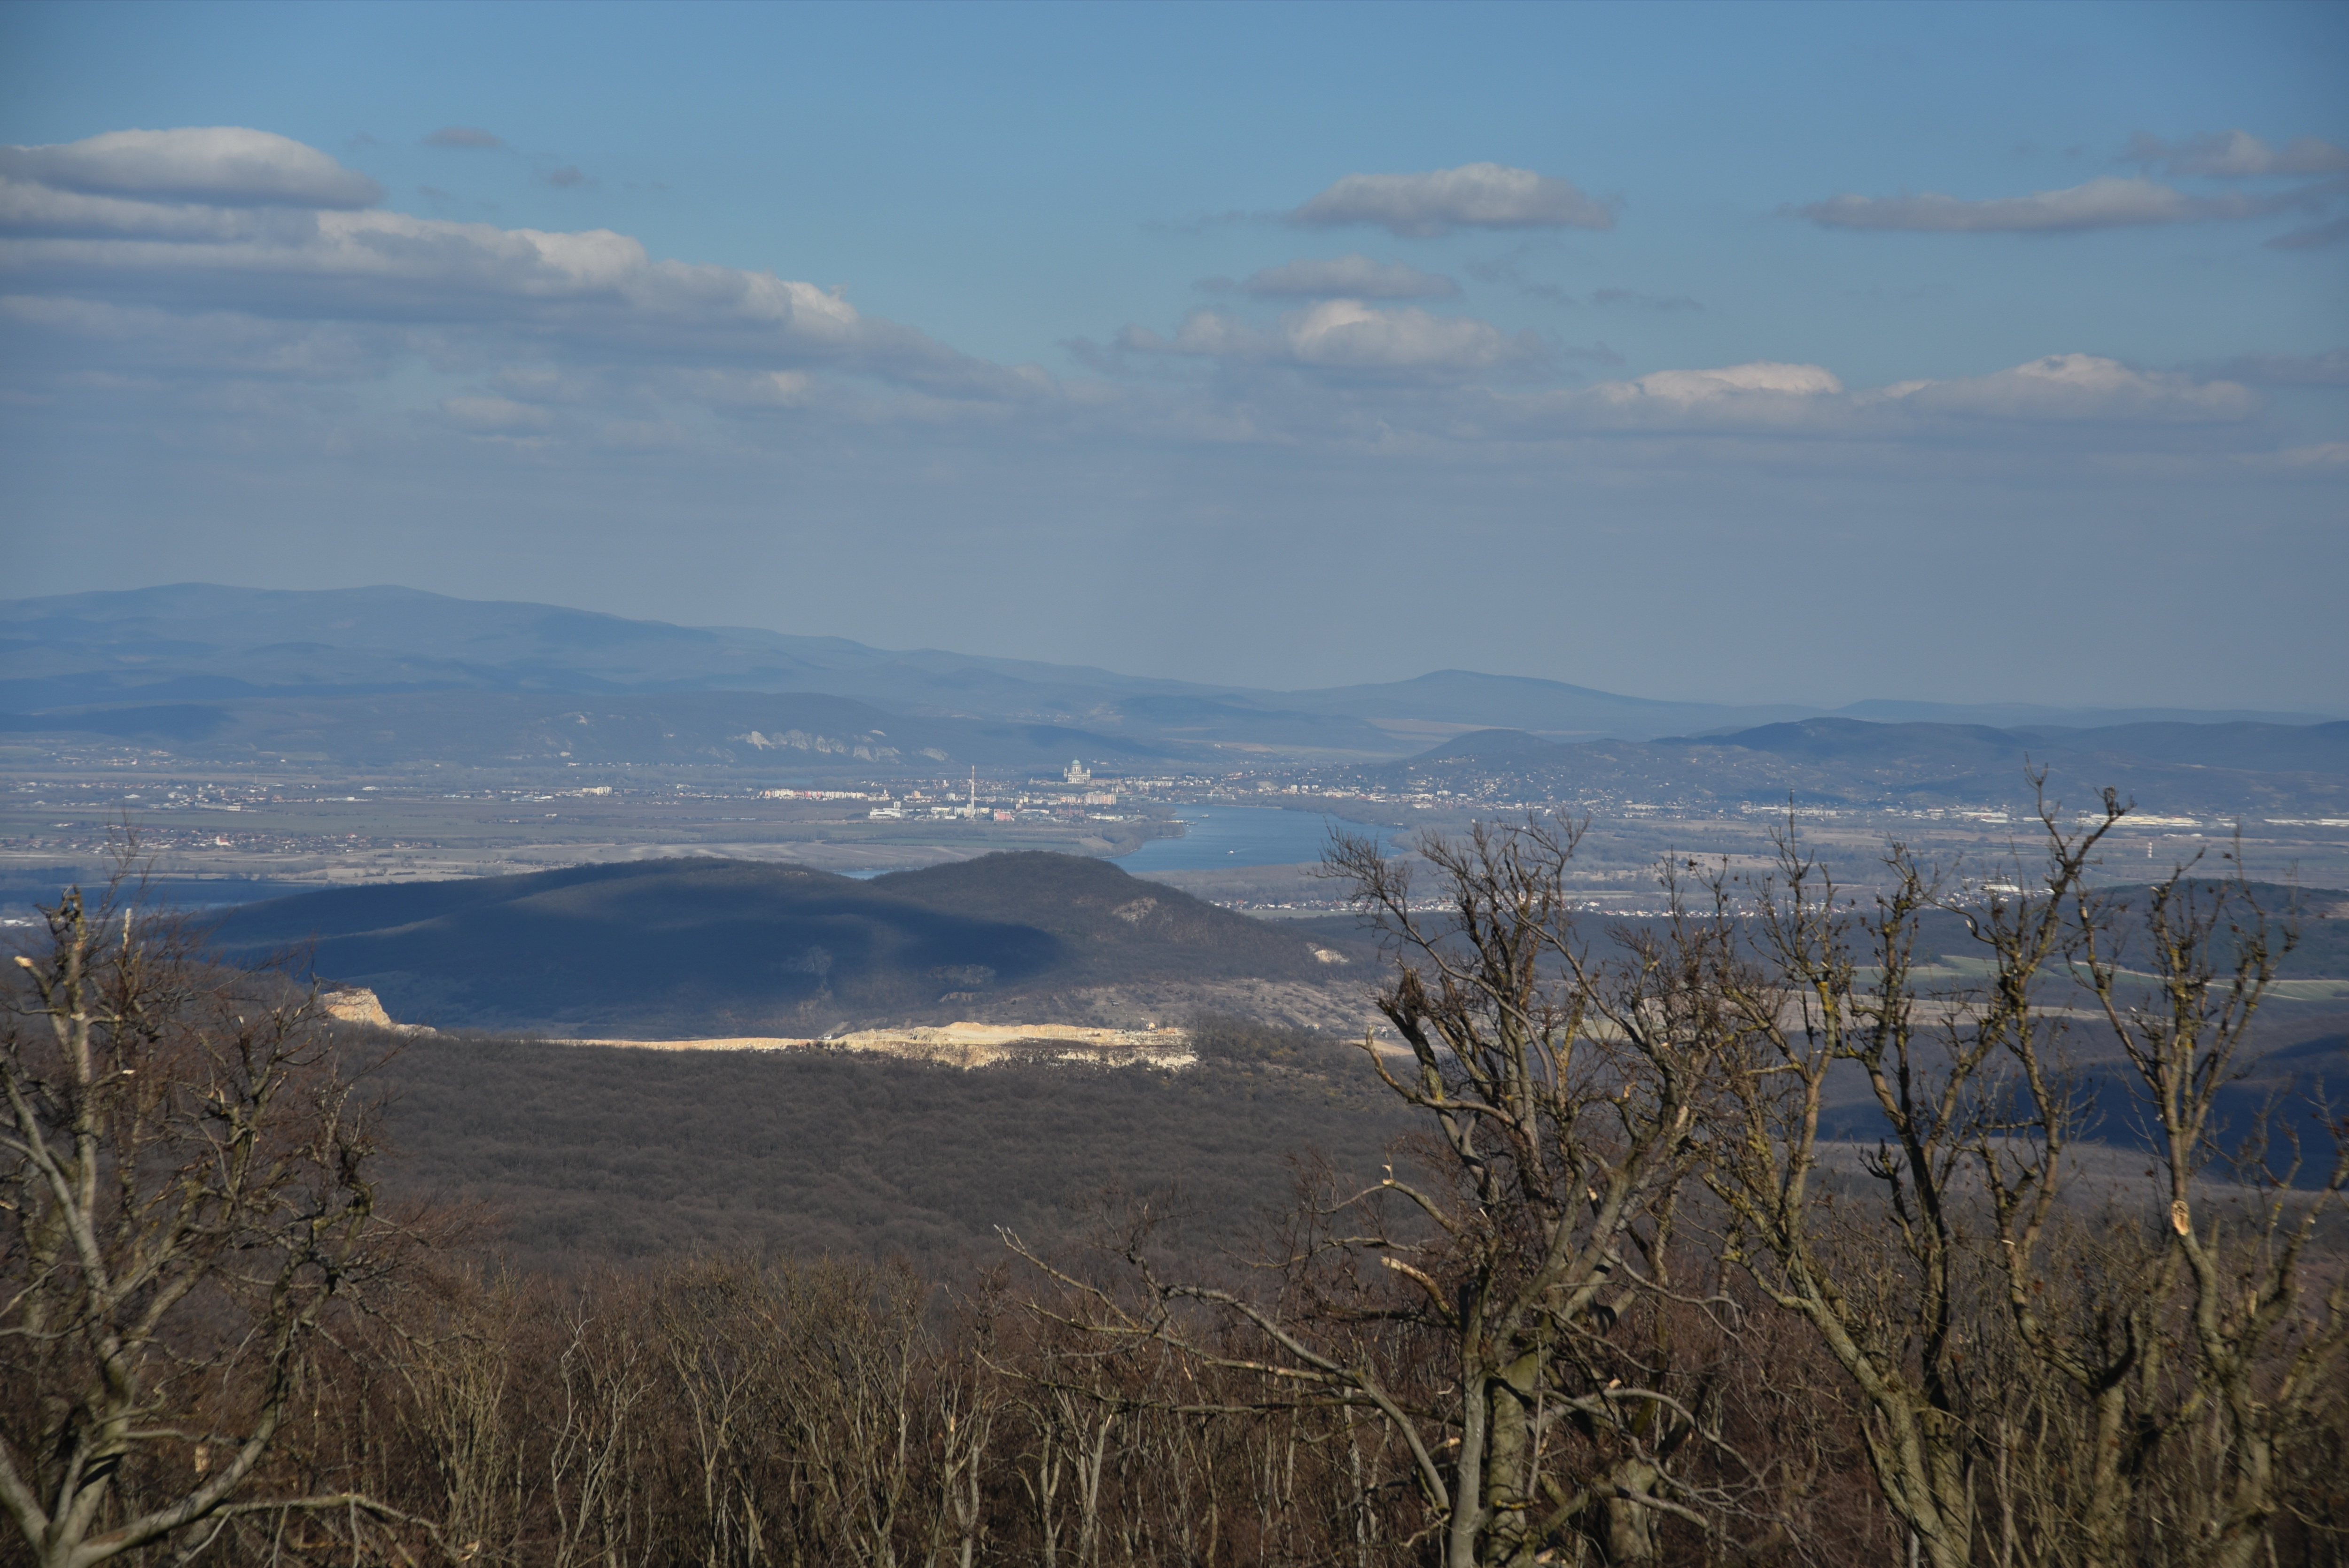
(5, 797, 2346, 1567)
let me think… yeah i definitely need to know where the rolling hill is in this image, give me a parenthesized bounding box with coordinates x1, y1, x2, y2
(208, 851, 1368, 1037)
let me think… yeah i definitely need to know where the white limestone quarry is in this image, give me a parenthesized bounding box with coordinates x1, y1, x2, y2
(551, 1020, 1198, 1071)
(319, 987, 438, 1035)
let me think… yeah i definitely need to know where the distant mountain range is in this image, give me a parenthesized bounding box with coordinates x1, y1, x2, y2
(1370, 719, 2349, 816)
(2, 585, 2334, 770)
(0, 689, 1185, 772)
(208, 852, 1364, 1036)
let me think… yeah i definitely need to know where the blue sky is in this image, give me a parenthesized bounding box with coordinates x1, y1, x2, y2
(2, 0, 2342, 707)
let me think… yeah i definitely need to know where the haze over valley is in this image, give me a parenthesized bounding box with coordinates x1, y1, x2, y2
(3, 6, 2345, 1560)
(6, 580, 2343, 1128)
(6, 584, 2344, 914)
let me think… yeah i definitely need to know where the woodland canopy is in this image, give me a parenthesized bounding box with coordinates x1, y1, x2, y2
(3, 801, 2345, 1567)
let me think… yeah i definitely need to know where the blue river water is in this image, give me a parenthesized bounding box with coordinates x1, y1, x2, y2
(1118, 805, 1410, 874)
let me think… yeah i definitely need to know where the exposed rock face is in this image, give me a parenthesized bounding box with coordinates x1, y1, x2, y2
(321, 987, 394, 1027)
(320, 986, 436, 1034)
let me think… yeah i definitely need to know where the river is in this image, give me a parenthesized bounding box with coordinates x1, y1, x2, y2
(1116, 805, 1410, 873)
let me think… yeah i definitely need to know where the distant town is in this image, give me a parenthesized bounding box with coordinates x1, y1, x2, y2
(7, 735, 2346, 925)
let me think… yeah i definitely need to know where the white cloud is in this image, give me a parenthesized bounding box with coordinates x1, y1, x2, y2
(2123, 129, 2349, 179)
(1283, 300, 1537, 370)
(0, 177, 323, 241)
(1870, 354, 2257, 421)
(1224, 254, 1457, 299)
(0, 127, 382, 209)
(0, 127, 2296, 474)
(1609, 362, 1844, 403)
(0, 127, 1029, 411)
(1291, 162, 1613, 237)
(1509, 361, 1856, 433)
(1491, 355, 2257, 437)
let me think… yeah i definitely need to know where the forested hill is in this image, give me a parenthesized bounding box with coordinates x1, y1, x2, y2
(207, 852, 1359, 1037)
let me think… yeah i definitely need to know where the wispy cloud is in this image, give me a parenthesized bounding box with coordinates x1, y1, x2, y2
(1122, 301, 1546, 375)
(1866, 354, 2256, 421)
(1462, 248, 1576, 305)
(2121, 129, 2349, 179)
(1799, 131, 2349, 236)
(1793, 175, 2315, 233)
(0, 125, 1041, 426)
(1206, 254, 1457, 299)
(1591, 287, 1701, 312)
(1291, 163, 1614, 237)
(424, 126, 507, 151)
(1460, 249, 1696, 311)
(440, 393, 552, 432)
(0, 127, 2296, 479)
(1471, 354, 2259, 440)
(0, 126, 383, 209)
(2192, 347, 2349, 387)
(1616, 362, 1843, 402)
(2266, 213, 2349, 250)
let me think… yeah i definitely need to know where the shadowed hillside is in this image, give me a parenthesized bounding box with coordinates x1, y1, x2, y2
(870, 852, 1331, 980)
(210, 852, 1364, 1036)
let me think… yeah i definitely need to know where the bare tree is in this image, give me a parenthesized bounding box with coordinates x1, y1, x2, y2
(2060, 852, 2348, 1566)
(1695, 792, 2141, 1568)
(653, 1257, 780, 1568)
(929, 1283, 1004, 1568)
(1325, 818, 1763, 1564)
(774, 1257, 930, 1568)
(0, 874, 431, 1567)
(1018, 817, 1749, 1566)
(385, 1267, 537, 1563)
(1702, 786, 2349, 1568)
(542, 1292, 656, 1568)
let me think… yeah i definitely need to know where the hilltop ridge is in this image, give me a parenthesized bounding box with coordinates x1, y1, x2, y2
(6, 585, 2332, 766)
(208, 851, 1372, 1038)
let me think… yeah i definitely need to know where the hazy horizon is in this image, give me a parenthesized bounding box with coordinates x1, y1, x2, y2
(2, 1, 2342, 708)
(11, 577, 2346, 720)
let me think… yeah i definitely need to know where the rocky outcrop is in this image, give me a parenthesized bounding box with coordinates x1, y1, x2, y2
(319, 986, 436, 1034)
